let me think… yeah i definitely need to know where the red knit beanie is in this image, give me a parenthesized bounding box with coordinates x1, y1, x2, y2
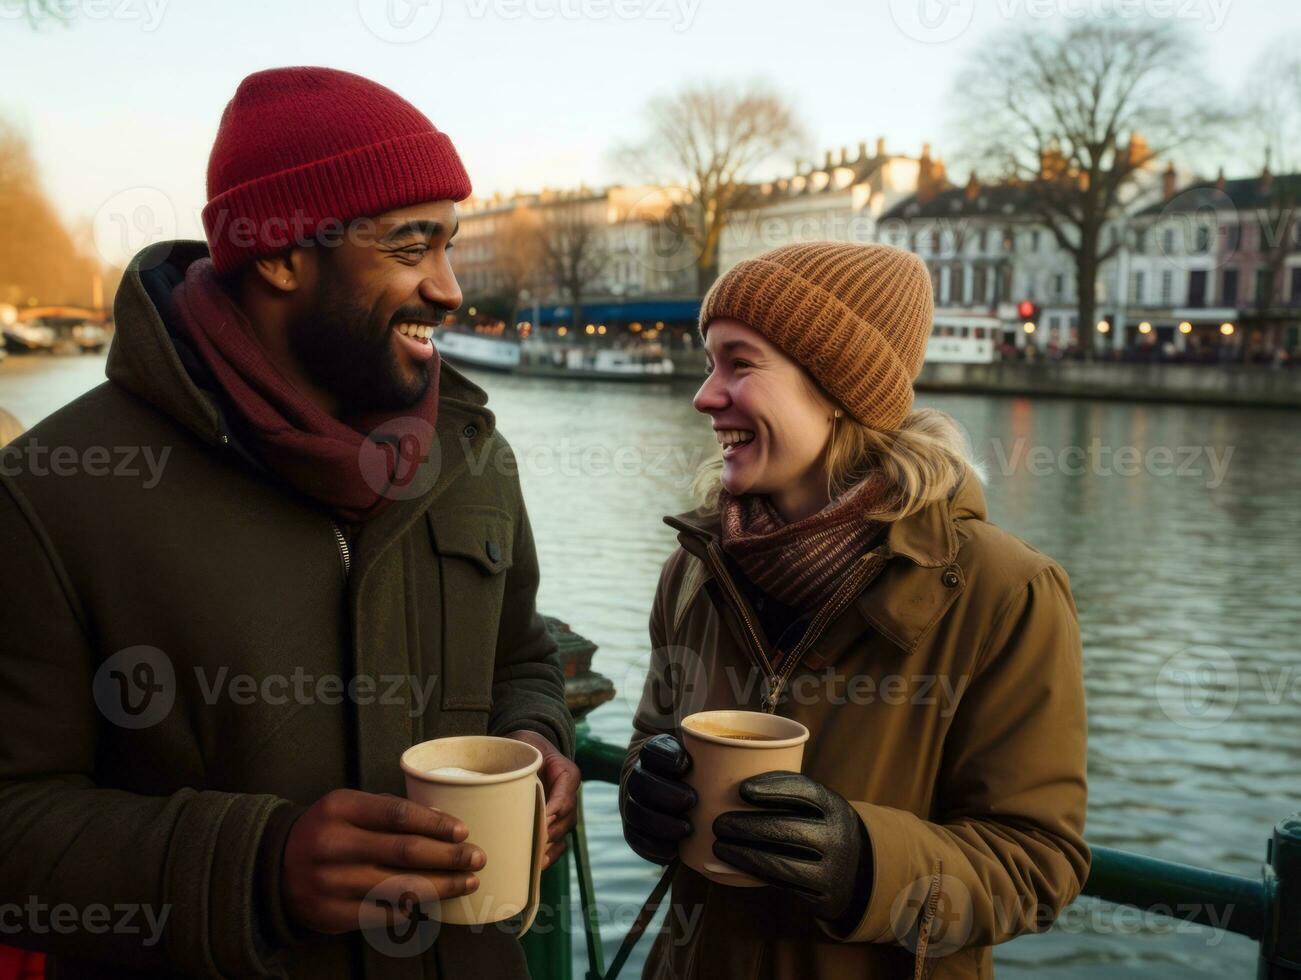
(202, 66, 472, 274)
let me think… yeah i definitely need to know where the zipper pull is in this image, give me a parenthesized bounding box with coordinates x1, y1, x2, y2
(762, 676, 782, 713)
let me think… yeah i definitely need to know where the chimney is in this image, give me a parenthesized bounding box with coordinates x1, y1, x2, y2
(920, 142, 932, 161)
(1260, 154, 1274, 195)
(858, 140, 868, 161)
(1215, 166, 1226, 192)
(840, 146, 849, 166)
(824, 149, 834, 170)
(876, 136, 887, 157)
(1162, 161, 1177, 200)
(965, 171, 980, 201)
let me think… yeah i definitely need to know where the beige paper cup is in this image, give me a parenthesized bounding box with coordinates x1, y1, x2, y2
(401, 736, 548, 934)
(679, 710, 810, 887)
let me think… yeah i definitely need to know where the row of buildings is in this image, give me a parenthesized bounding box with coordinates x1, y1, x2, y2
(454, 137, 1301, 362)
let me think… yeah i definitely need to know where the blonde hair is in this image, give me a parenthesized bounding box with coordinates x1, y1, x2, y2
(0, 408, 24, 448)
(692, 405, 982, 524)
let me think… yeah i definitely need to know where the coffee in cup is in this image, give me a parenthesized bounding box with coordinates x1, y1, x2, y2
(401, 736, 548, 934)
(678, 710, 810, 887)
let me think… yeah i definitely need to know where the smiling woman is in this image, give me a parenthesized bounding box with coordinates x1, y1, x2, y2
(620, 241, 1090, 980)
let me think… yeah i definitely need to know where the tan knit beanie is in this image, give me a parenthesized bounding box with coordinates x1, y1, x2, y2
(699, 241, 933, 430)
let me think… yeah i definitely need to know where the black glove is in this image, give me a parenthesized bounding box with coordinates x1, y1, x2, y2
(622, 734, 697, 865)
(712, 771, 873, 929)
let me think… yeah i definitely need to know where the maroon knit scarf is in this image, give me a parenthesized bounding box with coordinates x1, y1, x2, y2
(171, 257, 441, 523)
(720, 471, 892, 613)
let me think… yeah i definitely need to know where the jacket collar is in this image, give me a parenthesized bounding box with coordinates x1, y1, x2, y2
(665, 471, 987, 657)
(665, 470, 985, 568)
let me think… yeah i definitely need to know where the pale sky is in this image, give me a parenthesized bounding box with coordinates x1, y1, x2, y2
(3, 0, 1296, 264)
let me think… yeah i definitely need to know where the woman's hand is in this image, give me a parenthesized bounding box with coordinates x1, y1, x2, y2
(622, 733, 697, 865)
(712, 771, 873, 928)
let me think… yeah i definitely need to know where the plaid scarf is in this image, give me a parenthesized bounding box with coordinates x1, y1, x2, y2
(719, 471, 892, 614)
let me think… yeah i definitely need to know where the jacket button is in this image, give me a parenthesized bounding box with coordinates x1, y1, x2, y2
(942, 567, 961, 588)
(486, 540, 502, 563)
(463, 424, 478, 439)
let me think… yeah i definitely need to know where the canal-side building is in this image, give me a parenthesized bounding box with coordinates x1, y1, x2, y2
(876, 139, 1180, 355)
(715, 139, 935, 274)
(455, 185, 697, 333)
(1126, 167, 1301, 359)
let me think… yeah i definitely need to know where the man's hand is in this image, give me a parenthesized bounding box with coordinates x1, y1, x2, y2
(506, 729, 580, 869)
(282, 788, 484, 934)
(712, 772, 874, 928)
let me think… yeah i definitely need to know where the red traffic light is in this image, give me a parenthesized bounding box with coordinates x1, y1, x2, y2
(1017, 300, 1037, 319)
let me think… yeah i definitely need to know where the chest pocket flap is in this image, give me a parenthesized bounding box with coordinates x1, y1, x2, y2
(427, 505, 515, 711)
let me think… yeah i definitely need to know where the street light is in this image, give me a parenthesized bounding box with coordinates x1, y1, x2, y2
(1179, 321, 1193, 334)
(1023, 321, 1036, 334)
(1138, 321, 1152, 334)
(1220, 322, 1235, 336)
(1097, 320, 1111, 334)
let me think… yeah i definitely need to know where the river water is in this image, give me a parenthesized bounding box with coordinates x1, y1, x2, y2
(2, 353, 1297, 978)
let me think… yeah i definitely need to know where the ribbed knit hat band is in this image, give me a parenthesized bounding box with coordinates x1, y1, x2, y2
(699, 242, 934, 430)
(202, 67, 472, 274)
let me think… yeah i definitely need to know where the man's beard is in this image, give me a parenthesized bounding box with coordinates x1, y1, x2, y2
(287, 284, 432, 417)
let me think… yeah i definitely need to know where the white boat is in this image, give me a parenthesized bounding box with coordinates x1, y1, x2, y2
(521, 344, 675, 381)
(925, 317, 999, 364)
(433, 329, 522, 372)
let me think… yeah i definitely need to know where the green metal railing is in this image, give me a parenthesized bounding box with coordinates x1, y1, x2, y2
(522, 724, 1300, 979)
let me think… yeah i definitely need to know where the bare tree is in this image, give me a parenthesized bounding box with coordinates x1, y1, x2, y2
(535, 193, 609, 334)
(952, 18, 1230, 345)
(617, 80, 806, 293)
(1240, 36, 1301, 358)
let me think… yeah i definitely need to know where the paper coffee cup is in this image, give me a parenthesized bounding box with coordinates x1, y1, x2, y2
(401, 736, 548, 934)
(679, 710, 810, 887)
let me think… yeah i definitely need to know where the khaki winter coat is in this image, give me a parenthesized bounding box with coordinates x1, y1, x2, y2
(621, 473, 1089, 979)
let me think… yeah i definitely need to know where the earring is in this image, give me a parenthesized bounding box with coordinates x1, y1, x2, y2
(833, 409, 843, 420)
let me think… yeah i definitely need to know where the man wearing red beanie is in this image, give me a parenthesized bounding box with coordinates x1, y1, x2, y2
(0, 67, 576, 979)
